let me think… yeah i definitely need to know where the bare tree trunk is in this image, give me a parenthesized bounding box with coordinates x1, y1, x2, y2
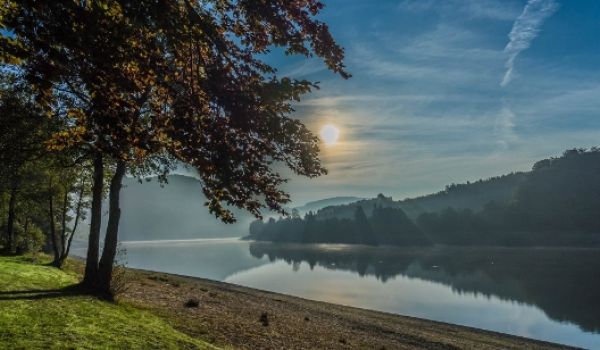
(0, 191, 5, 246)
(83, 153, 103, 287)
(49, 181, 61, 267)
(60, 178, 86, 267)
(6, 181, 18, 254)
(18, 216, 30, 255)
(23, 216, 29, 236)
(60, 189, 69, 256)
(97, 160, 126, 296)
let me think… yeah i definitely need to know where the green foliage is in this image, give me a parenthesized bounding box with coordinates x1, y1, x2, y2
(13, 224, 44, 253)
(0, 256, 218, 350)
(0, 81, 93, 259)
(0, 82, 57, 254)
(515, 148, 600, 231)
(0, 78, 57, 180)
(416, 148, 600, 245)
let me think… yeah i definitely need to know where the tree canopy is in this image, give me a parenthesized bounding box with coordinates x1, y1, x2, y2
(2, 0, 349, 220)
(1, 0, 349, 293)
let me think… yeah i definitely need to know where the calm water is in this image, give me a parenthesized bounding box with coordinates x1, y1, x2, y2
(73, 239, 600, 349)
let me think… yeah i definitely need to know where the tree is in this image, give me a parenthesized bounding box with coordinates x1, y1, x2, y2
(0, 74, 92, 262)
(2, 0, 348, 294)
(44, 161, 91, 267)
(291, 208, 301, 220)
(354, 206, 375, 245)
(0, 79, 59, 253)
(1, 160, 47, 254)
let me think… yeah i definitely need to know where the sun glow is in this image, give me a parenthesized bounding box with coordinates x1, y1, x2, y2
(320, 124, 340, 146)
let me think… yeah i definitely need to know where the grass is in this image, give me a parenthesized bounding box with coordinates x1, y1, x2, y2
(0, 255, 219, 350)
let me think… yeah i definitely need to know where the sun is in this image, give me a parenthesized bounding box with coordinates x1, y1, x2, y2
(320, 124, 340, 146)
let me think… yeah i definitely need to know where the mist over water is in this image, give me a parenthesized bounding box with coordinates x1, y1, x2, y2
(73, 239, 600, 349)
(98, 176, 255, 241)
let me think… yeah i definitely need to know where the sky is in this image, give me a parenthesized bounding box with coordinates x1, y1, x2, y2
(261, 0, 600, 205)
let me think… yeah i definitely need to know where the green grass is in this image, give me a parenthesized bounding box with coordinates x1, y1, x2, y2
(0, 256, 219, 350)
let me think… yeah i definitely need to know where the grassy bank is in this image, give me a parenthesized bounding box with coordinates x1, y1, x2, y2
(0, 256, 217, 350)
(0, 255, 575, 350)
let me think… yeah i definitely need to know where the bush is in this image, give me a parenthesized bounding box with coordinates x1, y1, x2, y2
(15, 225, 45, 254)
(110, 245, 130, 299)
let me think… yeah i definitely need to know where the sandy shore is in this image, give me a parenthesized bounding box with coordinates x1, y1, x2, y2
(117, 267, 577, 350)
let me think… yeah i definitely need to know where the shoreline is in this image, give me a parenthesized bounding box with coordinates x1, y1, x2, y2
(243, 237, 600, 249)
(119, 265, 578, 349)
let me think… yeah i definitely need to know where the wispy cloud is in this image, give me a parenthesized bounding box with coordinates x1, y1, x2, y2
(500, 0, 559, 87)
(350, 43, 495, 85)
(279, 59, 327, 78)
(398, 0, 520, 21)
(494, 104, 517, 149)
(298, 94, 481, 108)
(397, 24, 501, 60)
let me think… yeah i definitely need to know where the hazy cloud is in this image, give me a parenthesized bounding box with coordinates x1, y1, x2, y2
(494, 104, 518, 149)
(501, 0, 559, 87)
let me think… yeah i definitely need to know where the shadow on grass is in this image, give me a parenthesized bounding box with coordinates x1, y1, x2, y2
(0, 284, 90, 301)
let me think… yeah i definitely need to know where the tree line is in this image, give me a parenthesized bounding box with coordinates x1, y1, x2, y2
(1, 1, 348, 296)
(248, 148, 600, 247)
(250, 205, 430, 246)
(0, 79, 91, 266)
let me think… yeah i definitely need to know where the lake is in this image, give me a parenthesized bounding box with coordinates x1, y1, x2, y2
(73, 239, 600, 349)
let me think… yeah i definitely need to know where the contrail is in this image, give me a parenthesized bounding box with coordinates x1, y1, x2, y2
(501, 0, 558, 87)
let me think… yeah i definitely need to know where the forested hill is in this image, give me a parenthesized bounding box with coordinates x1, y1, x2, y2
(294, 197, 363, 216)
(315, 172, 527, 221)
(248, 148, 600, 247)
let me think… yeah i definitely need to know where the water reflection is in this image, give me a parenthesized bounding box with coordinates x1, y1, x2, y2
(244, 243, 600, 341)
(73, 239, 600, 348)
(72, 238, 268, 281)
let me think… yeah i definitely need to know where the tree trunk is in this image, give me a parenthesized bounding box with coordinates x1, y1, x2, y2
(60, 178, 86, 267)
(0, 191, 4, 246)
(97, 160, 126, 296)
(5, 181, 18, 254)
(60, 189, 69, 256)
(16, 216, 30, 255)
(49, 182, 61, 267)
(83, 153, 104, 287)
(23, 216, 29, 236)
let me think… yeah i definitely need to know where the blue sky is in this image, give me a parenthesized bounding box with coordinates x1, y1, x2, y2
(266, 0, 600, 204)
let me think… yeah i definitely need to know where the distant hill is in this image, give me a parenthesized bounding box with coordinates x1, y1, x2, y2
(315, 172, 526, 221)
(248, 148, 600, 247)
(294, 196, 363, 216)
